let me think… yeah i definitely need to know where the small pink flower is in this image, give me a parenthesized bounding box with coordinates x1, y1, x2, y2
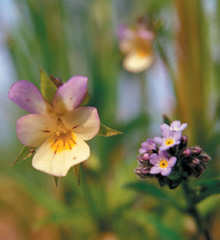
(8, 76, 100, 177)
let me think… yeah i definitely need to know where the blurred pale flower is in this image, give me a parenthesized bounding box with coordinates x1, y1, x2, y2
(8, 76, 100, 177)
(160, 120, 188, 133)
(150, 150, 177, 176)
(118, 22, 154, 73)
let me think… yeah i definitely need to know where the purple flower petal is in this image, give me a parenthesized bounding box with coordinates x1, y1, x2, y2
(179, 123, 188, 131)
(8, 80, 48, 114)
(173, 131, 182, 141)
(153, 136, 163, 145)
(161, 167, 172, 176)
(161, 129, 171, 138)
(170, 121, 181, 129)
(168, 157, 177, 167)
(158, 150, 169, 159)
(150, 166, 161, 174)
(139, 148, 145, 154)
(53, 76, 88, 114)
(150, 153, 159, 165)
(159, 145, 170, 151)
(160, 123, 170, 131)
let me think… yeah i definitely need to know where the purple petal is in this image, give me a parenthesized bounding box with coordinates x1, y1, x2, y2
(161, 129, 172, 138)
(150, 153, 159, 165)
(153, 136, 163, 145)
(158, 150, 169, 159)
(141, 142, 150, 148)
(117, 24, 128, 39)
(170, 121, 181, 129)
(172, 131, 182, 141)
(159, 145, 170, 151)
(179, 123, 188, 131)
(168, 157, 177, 167)
(161, 168, 172, 176)
(150, 166, 161, 174)
(53, 76, 87, 114)
(139, 148, 146, 154)
(8, 80, 48, 114)
(160, 123, 170, 131)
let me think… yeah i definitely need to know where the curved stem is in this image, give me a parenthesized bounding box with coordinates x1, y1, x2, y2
(181, 180, 212, 240)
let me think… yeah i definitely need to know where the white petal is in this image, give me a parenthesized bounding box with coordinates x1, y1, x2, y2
(32, 133, 90, 177)
(123, 50, 153, 73)
(16, 114, 57, 147)
(61, 107, 100, 140)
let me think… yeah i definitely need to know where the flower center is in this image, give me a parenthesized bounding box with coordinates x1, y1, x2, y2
(50, 131, 76, 154)
(171, 127, 179, 131)
(159, 159, 168, 168)
(56, 118, 68, 136)
(165, 139, 174, 146)
(50, 118, 76, 154)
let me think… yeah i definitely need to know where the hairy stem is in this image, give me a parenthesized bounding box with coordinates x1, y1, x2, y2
(182, 180, 212, 240)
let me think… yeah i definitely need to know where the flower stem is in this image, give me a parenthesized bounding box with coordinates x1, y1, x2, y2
(181, 180, 212, 240)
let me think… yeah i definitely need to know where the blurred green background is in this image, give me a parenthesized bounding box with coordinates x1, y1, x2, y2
(1, 0, 220, 239)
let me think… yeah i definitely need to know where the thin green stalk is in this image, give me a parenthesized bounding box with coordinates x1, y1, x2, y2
(181, 180, 212, 240)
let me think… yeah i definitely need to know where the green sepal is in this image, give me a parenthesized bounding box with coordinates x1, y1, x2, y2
(98, 123, 123, 137)
(80, 90, 90, 106)
(40, 68, 57, 104)
(11, 145, 35, 166)
(73, 164, 80, 186)
(54, 177, 59, 187)
(193, 179, 220, 203)
(163, 114, 171, 125)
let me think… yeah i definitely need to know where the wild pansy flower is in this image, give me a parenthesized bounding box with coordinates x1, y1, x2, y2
(154, 129, 181, 151)
(149, 151, 177, 176)
(118, 20, 154, 73)
(160, 120, 187, 133)
(8, 76, 100, 177)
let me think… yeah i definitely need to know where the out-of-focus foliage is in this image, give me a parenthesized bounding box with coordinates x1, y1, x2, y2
(1, 0, 220, 239)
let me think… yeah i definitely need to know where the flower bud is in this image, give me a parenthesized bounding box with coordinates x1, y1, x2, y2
(182, 148, 191, 157)
(181, 146, 211, 177)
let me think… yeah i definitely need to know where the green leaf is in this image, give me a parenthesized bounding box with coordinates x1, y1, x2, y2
(40, 68, 57, 104)
(125, 181, 183, 211)
(193, 179, 220, 203)
(11, 145, 35, 166)
(98, 123, 123, 137)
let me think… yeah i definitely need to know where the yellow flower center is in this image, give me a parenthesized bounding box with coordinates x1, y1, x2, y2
(159, 159, 168, 168)
(50, 118, 76, 154)
(165, 139, 174, 146)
